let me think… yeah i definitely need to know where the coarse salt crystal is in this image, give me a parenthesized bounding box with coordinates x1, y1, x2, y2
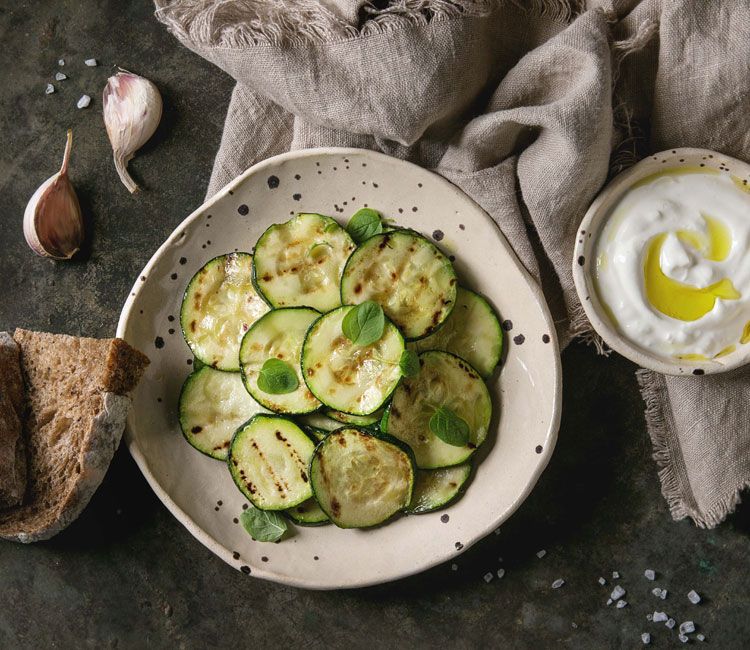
(483, 572, 493, 583)
(641, 632, 651, 644)
(497, 568, 505, 579)
(494, 528, 501, 535)
(653, 612, 668, 623)
(551, 578, 565, 589)
(58, 58, 65, 66)
(678, 634, 689, 643)
(666, 618, 676, 629)
(606, 598, 613, 606)
(77, 95, 91, 109)
(571, 622, 578, 629)
(610, 585, 626, 600)
(647, 613, 653, 621)
(45, 83, 55, 94)
(612, 571, 620, 579)
(55, 72, 67, 81)
(652, 587, 662, 597)
(616, 600, 627, 608)
(644, 569, 656, 581)
(536, 549, 546, 559)
(660, 589, 668, 600)
(697, 633, 705, 641)
(680, 621, 695, 635)
(688, 590, 701, 604)
(598, 577, 607, 586)
(451, 563, 458, 571)
(84, 58, 97, 67)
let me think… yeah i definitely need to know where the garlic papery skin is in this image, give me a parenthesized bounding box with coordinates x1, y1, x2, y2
(103, 71, 162, 194)
(23, 130, 84, 260)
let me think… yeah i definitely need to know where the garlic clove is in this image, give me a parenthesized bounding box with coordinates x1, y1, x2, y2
(102, 70, 162, 194)
(23, 130, 84, 260)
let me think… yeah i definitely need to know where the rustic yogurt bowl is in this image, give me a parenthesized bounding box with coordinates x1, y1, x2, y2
(573, 148, 750, 376)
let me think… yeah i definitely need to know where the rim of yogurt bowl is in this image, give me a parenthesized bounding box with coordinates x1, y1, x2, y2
(572, 147, 750, 377)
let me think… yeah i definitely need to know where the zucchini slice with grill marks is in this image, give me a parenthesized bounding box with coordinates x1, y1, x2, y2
(406, 464, 472, 514)
(302, 306, 404, 415)
(410, 287, 503, 378)
(296, 411, 342, 434)
(285, 497, 330, 526)
(180, 252, 269, 371)
(252, 213, 356, 312)
(310, 428, 414, 528)
(228, 414, 315, 510)
(325, 408, 383, 427)
(239, 307, 321, 414)
(340, 230, 457, 340)
(179, 366, 266, 460)
(387, 351, 492, 469)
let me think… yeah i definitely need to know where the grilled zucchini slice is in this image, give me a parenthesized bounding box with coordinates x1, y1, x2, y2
(387, 351, 492, 469)
(285, 498, 330, 526)
(310, 428, 414, 528)
(302, 306, 404, 415)
(227, 414, 315, 510)
(252, 213, 356, 312)
(406, 464, 472, 514)
(180, 252, 269, 371)
(178, 366, 266, 460)
(340, 230, 457, 340)
(239, 307, 321, 414)
(325, 408, 382, 427)
(296, 412, 343, 433)
(410, 287, 502, 377)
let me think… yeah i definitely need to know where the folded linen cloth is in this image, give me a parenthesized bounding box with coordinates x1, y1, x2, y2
(155, 0, 750, 528)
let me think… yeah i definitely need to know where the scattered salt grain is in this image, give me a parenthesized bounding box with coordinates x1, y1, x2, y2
(451, 563, 458, 571)
(58, 58, 65, 66)
(494, 528, 501, 535)
(77, 94, 91, 109)
(646, 613, 653, 621)
(666, 618, 676, 629)
(610, 585, 626, 600)
(497, 568, 505, 579)
(45, 83, 55, 94)
(660, 589, 668, 600)
(688, 590, 701, 604)
(652, 587, 662, 598)
(616, 600, 627, 608)
(641, 632, 651, 644)
(606, 599, 613, 606)
(55, 72, 67, 81)
(697, 633, 705, 641)
(598, 577, 607, 586)
(498, 556, 503, 563)
(612, 571, 620, 579)
(84, 58, 98, 67)
(536, 549, 546, 559)
(483, 572, 493, 583)
(679, 621, 695, 635)
(551, 578, 565, 589)
(653, 611, 668, 623)
(678, 634, 689, 643)
(571, 622, 578, 629)
(644, 569, 656, 581)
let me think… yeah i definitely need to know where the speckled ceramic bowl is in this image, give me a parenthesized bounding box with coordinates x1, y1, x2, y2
(573, 148, 750, 376)
(117, 148, 562, 589)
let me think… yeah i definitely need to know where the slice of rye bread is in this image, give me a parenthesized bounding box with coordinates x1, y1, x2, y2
(0, 333, 26, 508)
(0, 329, 149, 543)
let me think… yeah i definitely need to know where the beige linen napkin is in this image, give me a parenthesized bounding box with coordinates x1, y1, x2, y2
(155, 0, 750, 527)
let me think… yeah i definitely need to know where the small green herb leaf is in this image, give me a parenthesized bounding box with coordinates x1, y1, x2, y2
(257, 358, 299, 394)
(399, 349, 420, 377)
(429, 406, 470, 447)
(342, 301, 385, 346)
(346, 208, 382, 243)
(240, 506, 288, 542)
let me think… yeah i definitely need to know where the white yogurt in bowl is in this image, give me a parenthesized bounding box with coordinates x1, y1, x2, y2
(573, 150, 750, 375)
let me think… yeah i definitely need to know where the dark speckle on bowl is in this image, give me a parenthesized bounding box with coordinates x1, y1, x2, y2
(267, 175, 280, 189)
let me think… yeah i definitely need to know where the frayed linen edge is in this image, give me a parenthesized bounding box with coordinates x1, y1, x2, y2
(153, 0, 585, 50)
(635, 368, 747, 529)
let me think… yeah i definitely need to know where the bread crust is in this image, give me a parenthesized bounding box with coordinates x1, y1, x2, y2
(0, 332, 26, 508)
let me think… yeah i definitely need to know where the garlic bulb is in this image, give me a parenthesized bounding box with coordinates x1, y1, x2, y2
(102, 71, 162, 193)
(23, 130, 84, 260)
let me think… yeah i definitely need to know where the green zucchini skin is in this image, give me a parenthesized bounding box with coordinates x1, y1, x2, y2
(387, 351, 492, 469)
(406, 464, 472, 514)
(301, 306, 404, 416)
(252, 213, 356, 313)
(285, 497, 330, 526)
(178, 366, 266, 460)
(410, 287, 503, 378)
(180, 252, 269, 371)
(325, 408, 382, 427)
(239, 307, 321, 414)
(310, 427, 414, 528)
(296, 411, 343, 433)
(340, 230, 457, 340)
(227, 414, 315, 510)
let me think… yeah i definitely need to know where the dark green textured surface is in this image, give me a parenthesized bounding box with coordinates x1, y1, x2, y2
(0, 2, 748, 648)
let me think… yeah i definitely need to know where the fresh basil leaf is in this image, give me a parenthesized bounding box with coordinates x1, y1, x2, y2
(429, 406, 470, 447)
(342, 301, 385, 346)
(379, 408, 390, 433)
(346, 208, 382, 243)
(240, 506, 288, 542)
(399, 349, 420, 377)
(257, 358, 299, 394)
